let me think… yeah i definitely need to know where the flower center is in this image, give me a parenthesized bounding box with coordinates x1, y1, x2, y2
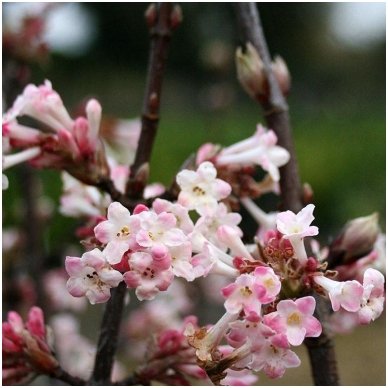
(193, 186, 206, 196)
(240, 286, 252, 297)
(287, 312, 301, 326)
(117, 225, 130, 237)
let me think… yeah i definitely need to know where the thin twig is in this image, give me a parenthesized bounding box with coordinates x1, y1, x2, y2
(234, 3, 302, 213)
(90, 4, 181, 385)
(89, 282, 127, 385)
(126, 3, 181, 198)
(233, 3, 340, 385)
(50, 366, 87, 386)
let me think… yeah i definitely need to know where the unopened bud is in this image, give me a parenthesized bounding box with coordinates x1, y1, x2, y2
(328, 212, 380, 267)
(145, 4, 157, 28)
(170, 5, 183, 30)
(271, 55, 291, 96)
(302, 182, 314, 204)
(235, 42, 266, 99)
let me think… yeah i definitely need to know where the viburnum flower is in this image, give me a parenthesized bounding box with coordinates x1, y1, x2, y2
(226, 319, 300, 378)
(123, 251, 174, 301)
(222, 267, 281, 317)
(152, 198, 194, 234)
(216, 124, 290, 182)
(176, 161, 231, 215)
(185, 311, 239, 362)
(65, 248, 123, 304)
(2, 146, 41, 189)
(2, 307, 58, 385)
(3, 80, 111, 186)
(358, 268, 385, 324)
(193, 202, 242, 250)
(94, 202, 141, 264)
(276, 204, 319, 264)
(264, 296, 322, 346)
(313, 275, 364, 312)
(217, 225, 254, 260)
(136, 209, 187, 251)
(240, 197, 278, 242)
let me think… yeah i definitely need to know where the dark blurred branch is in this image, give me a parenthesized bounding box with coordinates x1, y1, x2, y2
(89, 282, 127, 385)
(126, 3, 181, 198)
(234, 3, 302, 213)
(234, 3, 340, 385)
(50, 366, 86, 385)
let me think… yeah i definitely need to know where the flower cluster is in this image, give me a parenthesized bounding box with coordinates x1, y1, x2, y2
(2, 80, 109, 187)
(2, 307, 58, 385)
(65, 161, 241, 303)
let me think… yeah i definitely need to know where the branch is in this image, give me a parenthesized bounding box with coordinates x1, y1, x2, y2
(126, 3, 182, 198)
(233, 3, 340, 385)
(234, 3, 302, 213)
(50, 366, 87, 386)
(89, 282, 127, 385)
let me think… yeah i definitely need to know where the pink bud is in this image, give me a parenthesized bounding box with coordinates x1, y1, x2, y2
(26, 307, 45, 340)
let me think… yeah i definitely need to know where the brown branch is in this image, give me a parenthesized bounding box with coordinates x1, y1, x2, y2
(89, 282, 127, 385)
(233, 3, 340, 385)
(126, 3, 182, 199)
(50, 366, 87, 385)
(234, 3, 302, 213)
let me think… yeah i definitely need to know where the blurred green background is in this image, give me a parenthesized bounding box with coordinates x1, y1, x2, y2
(3, 2, 386, 386)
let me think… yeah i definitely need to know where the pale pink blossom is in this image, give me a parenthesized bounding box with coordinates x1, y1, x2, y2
(313, 275, 364, 312)
(60, 172, 109, 217)
(240, 197, 278, 242)
(264, 296, 322, 346)
(358, 268, 385, 324)
(169, 242, 196, 281)
(217, 225, 254, 260)
(65, 248, 123, 304)
(44, 269, 87, 311)
(152, 198, 194, 234)
(136, 210, 187, 250)
(185, 311, 239, 362)
(222, 273, 264, 317)
(216, 124, 290, 182)
(144, 182, 166, 199)
(123, 251, 174, 301)
(94, 202, 141, 264)
(276, 204, 319, 264)
(176, 161, 231, 215)
(193, 203, 242, 250)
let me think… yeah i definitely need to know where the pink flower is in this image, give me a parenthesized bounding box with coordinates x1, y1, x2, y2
(216, 124, 290, 182)
(264, 296, 322, 346)
(136, 210, 187, 250)
(153, 198, 194, 234)
(251, 266, 282, 304)
(313, 275, 364, 312)
(94, 202, 141, 264)
(358, 268, 385, 324)
(222, 274, 264, 317)
(217, 225, 254, 260)
(123, 252, 174, 301)
(193, 203, 242, 250)
(276, 204, 319, 263)
(65, 248, 123, 304)
(176, 161, 231, 215)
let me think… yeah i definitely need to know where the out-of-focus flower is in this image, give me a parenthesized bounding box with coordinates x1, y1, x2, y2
(2, 307, 58, 385)
(328, 212, 380, 267)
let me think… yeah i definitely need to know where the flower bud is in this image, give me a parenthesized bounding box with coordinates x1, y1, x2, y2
(328, 212, 380, 268)
(170, 5, 183, 30)
(235, 42, 266, 99)
(271, 55, 291, 96)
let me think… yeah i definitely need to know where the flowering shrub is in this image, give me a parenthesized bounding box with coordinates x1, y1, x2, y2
(2, 3, 385, 386)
